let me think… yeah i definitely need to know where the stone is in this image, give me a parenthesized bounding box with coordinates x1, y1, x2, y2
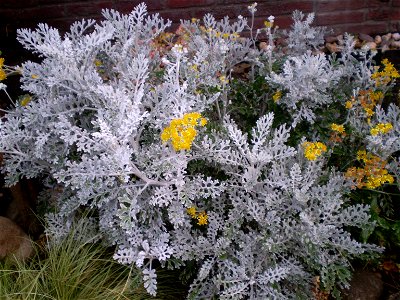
(354, 38, 363, 49)
(392, 32, 400, 40)
(326, 42, 340, 53)
(0, 216, 33, 261)
(382, 44, 390, 52)
(362, 42, 377, 51)
(342, 271, 383, 300)
(374, 35, 382, 44)
(382, 33, 392, 42)
(391, 41, 400, 49)
(259, 41, 268, 51)
(359, 33, 374, 42)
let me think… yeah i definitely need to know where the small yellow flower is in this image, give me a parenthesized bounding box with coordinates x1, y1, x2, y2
(199, 118, 207, 126)
(0, 58, 6, 81)
(0, 69, 6, 81)
(370, 123, 393, 136)
(197, 211, 208, 226)
(31, 74, 39, 79)
(345, 100, 353, 109)
(191, 64, 199, 72)
(330, 123, 345, 134)
(231, 32, 240, 40)
(94, 59, 103, 67)
(356, 150, 367, 161)
(347, 150, 394, 189)
(160, 127, 171, 142)
(264, 21, 273, 28)
(364, 107, 374, 117)
(20, 95, 32, 107)
(272, 90, 282, 103)
(161, 112, 207, 151)
(371, 58, 400, 87)
(303, 141, 327, 161)
(219, 75, 229, 84)
(187, 207, 197, 218)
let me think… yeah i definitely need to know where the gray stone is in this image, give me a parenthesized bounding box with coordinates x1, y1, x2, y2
(359, 33, 374, 42)
(0, 216, 33, 261)
(342, 271, 383, 300)
(374, 35, 382, 44)
(392, 33, 400, 40)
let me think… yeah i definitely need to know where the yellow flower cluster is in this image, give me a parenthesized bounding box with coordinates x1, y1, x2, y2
(371, 58, 400, 87)
(272, 90, 282, 102)
(199, 26, 240, 40)
(0, 58, 7, 81)
(370, 123, 393, 136)
(346, 90, 384, 118)
(329, 123, 346, 143)
(345, 150, 394, 189)
(264, 20, 273, 28)
(187, 206, 208, 226)
(161, 112, 207, 151)
(345, 100, 353, 109)
(219, 75, 229, 84)
(302, 142, 327, 161)
(330, 123, 345, 134)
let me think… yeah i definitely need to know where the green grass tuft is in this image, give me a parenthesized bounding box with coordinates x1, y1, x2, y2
(0, 227, 152, 300)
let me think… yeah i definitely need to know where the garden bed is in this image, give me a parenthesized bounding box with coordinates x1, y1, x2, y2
(0, 3, 399, 300)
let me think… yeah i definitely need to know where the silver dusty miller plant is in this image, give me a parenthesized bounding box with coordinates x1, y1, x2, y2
(0, 3, 390, 299)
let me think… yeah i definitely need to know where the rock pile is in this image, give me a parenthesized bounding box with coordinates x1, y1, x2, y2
(0, 216, 33, 261)
(324, 32, 400, 53)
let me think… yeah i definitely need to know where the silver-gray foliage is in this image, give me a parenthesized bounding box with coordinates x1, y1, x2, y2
(0, 3, 383, 299)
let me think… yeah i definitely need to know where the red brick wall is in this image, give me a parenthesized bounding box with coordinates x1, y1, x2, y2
(0, 0, 399, 60)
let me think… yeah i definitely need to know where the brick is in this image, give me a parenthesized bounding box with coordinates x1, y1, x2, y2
(388, 21, 400, 32)
(65, 1, 114, 17)
(274, 15, 294, 29)
(316, 11, 365, 26)
(317, 0, 367, 12)
(191, 5, 244, 20)
(38, 0, 76, 3)
(115, 0, 165, 13)
(161, 9, 191, 23)
(367, 8, 391, 21)
(331, 22, 388, 35)
(254, 15, 293, 30)
(366, 0, 391, 7)
(166, 0, 217, 8)
(257, 1, 314, 16)
(0, 0, 38, 8)
(0, 8, 22, 22)
(21, 4, 66, 22)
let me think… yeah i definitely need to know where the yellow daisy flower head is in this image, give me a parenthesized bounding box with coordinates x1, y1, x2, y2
(303, 141, 327, 161)
(196, 211, 208, 226)
(272, 90, 282, 103)
(330, 123, 345, 134)
(187, 206, 197, 218)
(161, 112, 207, 151)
